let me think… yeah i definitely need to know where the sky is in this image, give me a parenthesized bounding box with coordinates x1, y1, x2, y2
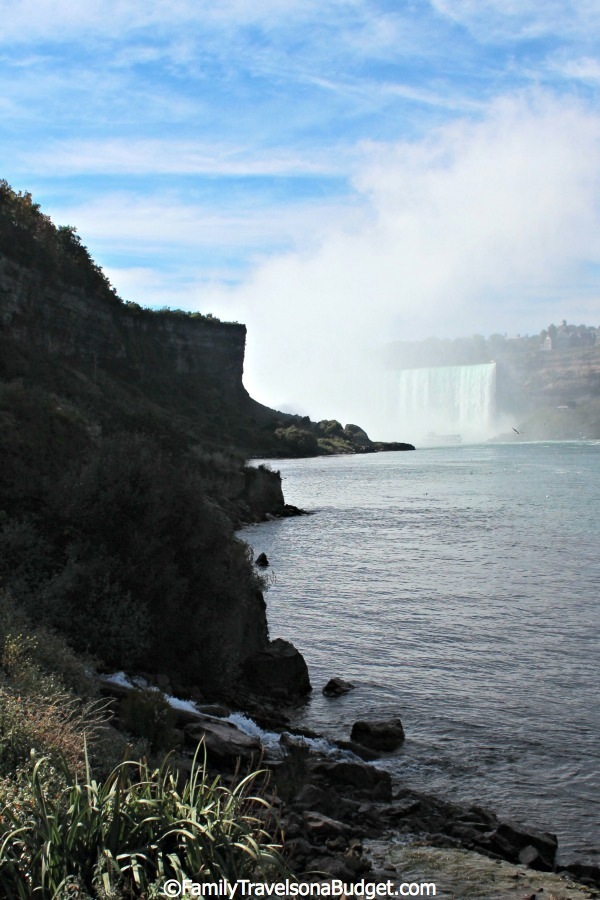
(3, 0, 600, 432)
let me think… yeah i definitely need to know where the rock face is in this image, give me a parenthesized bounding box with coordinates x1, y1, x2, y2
(243, 638, 312, 699)
(350, 718, 405, 751)
(0, 254, 247, 397)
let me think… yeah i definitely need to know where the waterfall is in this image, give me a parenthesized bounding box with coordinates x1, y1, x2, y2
(397, 362, 497, 444)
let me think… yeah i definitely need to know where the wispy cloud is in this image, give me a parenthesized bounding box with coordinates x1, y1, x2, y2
(18, 139, 349, 178)
(430, 0, 600, 43)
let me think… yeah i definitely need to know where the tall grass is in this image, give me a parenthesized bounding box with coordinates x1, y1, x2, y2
(0, 746, 288, 898)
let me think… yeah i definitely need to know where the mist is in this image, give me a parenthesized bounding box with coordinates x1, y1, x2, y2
(203, 93, 600, 442)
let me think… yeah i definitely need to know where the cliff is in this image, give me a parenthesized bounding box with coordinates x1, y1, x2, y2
(0, 185, 311, 698)
(0, 254, 247, 397)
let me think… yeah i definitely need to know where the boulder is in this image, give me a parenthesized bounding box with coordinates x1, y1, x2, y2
(322, 677, 355, 697)
(490, 820, 558, 870)
(255, 552, 270, 567)
(350, 718, 405, 751)
(243, 638, 312, 698)
(184, 717, 262, 767)
(559, 862, 600, 889)
(309, 760, 392, 799)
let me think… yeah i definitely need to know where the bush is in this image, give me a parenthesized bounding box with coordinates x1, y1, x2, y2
(0, 747, 288, 898)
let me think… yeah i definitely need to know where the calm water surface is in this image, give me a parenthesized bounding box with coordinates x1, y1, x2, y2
(245, 442, 600, 863)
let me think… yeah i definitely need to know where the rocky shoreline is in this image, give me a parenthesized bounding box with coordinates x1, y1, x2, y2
(98, 674, 600, 897)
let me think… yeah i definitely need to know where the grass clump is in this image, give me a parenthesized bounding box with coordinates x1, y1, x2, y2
(0, 747, 288, 898)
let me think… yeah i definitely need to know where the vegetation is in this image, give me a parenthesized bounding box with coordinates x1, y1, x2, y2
(0, 180, 221, 325)
(0, 431, 267, 688)
(0, 598, 287, 897)
(0, 749, 285, 898)
(385, 321, 599, 370)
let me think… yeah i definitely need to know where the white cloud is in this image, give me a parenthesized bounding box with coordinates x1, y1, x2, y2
(193, 92, 600, 434)
(553, 56, 600, 83)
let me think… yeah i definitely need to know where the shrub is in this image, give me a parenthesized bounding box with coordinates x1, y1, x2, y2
(0, 747, 288, 898)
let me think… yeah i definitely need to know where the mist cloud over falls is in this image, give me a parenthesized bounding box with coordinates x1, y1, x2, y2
(206, 94, 600, 441)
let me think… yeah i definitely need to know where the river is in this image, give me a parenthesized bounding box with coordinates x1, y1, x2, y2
(245, 442, 600, 863)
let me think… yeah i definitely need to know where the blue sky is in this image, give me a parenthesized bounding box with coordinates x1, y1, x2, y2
(3, 0, 600, 425)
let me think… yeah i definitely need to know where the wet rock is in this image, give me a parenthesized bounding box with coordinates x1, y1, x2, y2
(323, 677, 355, 697)
(184, 717, 262, 767)
(389, 797, 422, 820)
(335, 738, 381, 761)
(255, 552, 269, 567)
(350, 718, 405, 751)
(309, 760, 392, 799)
(243, 638, 312, 698)
(490, 820, 558, 870)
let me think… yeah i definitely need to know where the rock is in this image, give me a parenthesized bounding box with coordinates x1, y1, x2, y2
(350, 718, 405, 751)
(335, 739, 381, 761)
(283, 837, 314, 864)
(306, 856, 357, 880)
(490, 820, 558, 870)
(388, 797, 422, 820)
(255, 552, 269, 567)
(519, 845, 543, 867)
(170, 705, 206, 728)
(295, 785, 340, 817)
(184, 717, 262, 767)
(559, 862, 600, 889)
(280, 504, 307, 517)
(309, 760, 392, 799)
(303, 811, 351, 838)
(243, 638, 312, 698)
(322, 677, 355, 697)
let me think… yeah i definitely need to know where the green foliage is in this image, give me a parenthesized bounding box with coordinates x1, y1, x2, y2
(48, 433, 265, 683)
(0, 180, 117, 297)
(0, 180, 222, 325)
(0, 747, 288, 898)
(316, 419, 345, 439)
(274, 426, 320, 456)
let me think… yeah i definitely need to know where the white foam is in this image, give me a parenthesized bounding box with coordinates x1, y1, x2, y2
(167, 696, 202, 714)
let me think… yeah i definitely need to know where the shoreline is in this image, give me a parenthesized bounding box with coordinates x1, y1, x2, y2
(98, 674, 600, 893)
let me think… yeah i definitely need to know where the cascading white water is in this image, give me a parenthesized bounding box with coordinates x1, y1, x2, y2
(397, 362, 497, 444)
